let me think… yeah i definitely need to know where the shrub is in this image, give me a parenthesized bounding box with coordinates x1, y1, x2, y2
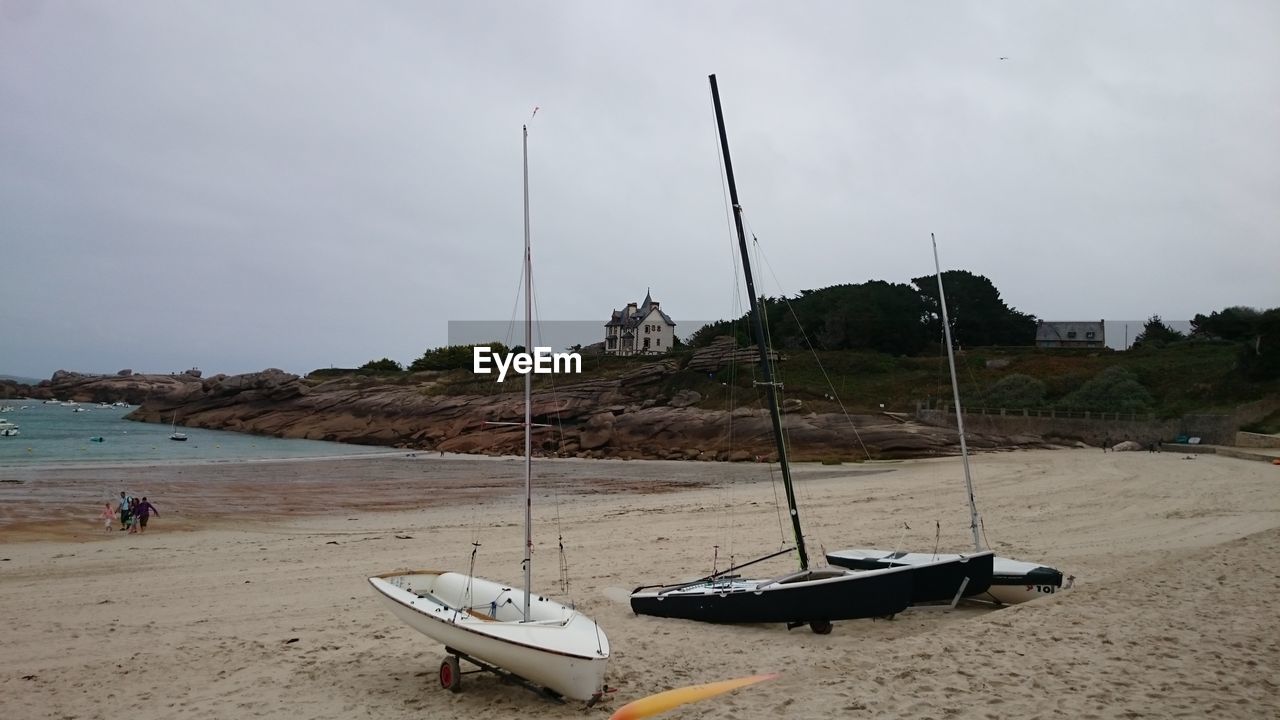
(1057, 366, 1153, 413)
(980, 374, 1047, 409)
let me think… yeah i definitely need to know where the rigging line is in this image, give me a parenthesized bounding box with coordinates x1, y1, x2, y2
(527, 272, 573, 461)
(745, 234, 800, 554)
(501, 248, 527, 351)
(766, 458, 788, 550)
(709, 85, 744, 308)
(932, 266, 987, 544)
(720, 300, 743, 560)
(524, 185, 581, 602)
(751, 236, 875, 461)
(747, 230, 830, 558)
(710, 130, 746, 564)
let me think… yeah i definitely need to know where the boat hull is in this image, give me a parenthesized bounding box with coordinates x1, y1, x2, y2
(825, 549, 995, 604)
(824, 550, 1064, 605)
(630, 565, 913, 625)
(987, 559, 1067, 604)
(368, 571, 609, 701)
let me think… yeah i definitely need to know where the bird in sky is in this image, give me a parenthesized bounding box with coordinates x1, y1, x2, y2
(999, 56, 1009, 60)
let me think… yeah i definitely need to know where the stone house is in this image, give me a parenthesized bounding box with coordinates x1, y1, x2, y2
(604, 290, 676, 356)
(1036, 320, 1106, 348)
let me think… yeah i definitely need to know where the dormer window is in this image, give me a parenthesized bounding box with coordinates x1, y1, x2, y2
(1086, 331, 1096, 339)
(1067, 331, 1077, 339)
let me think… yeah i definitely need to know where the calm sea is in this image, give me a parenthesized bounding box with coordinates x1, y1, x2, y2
(0, 401, 394, 469)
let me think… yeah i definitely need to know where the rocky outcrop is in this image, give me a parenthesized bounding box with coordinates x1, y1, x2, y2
(686, 336, 776, 373)
(10, 363, 1053, 461)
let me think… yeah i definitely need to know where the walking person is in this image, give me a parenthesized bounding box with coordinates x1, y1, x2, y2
(127, 498, 141, 534)
(117, 491, 132, 531)
(1102, 435, 1111, 453)
(99, 502, 115, 532)
(133, 497, 159, 534)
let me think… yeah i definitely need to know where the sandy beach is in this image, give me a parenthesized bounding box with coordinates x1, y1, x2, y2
(1, 448, 1278, 719)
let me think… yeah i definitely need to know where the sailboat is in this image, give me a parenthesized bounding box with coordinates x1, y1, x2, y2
(368, 123, 610, 702)
(169, 415, 188, 441)
(826, 234, 1070, 605)
(629, 74, 917, 634)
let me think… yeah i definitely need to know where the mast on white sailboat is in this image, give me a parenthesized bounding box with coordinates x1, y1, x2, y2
(522, 125, 534, 621)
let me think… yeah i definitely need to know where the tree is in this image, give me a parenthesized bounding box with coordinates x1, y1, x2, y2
(765, 281, 931, 355)
(1131, 315, 1185, 349)
(1238, 308, 1280, 381)
(409, 342, 510, 372)
(1191, 306, 1262, 342)
(911, 270, 1037, 347)
(1058, 367, 1153, 413)
(980, 374, 1048, 409)
(359, 358, 403, 373)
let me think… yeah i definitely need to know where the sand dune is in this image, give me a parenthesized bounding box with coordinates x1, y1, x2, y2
(1, 449, 1277, 719)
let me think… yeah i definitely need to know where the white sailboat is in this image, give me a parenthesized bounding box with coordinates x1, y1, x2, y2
(827, 234, 1071, 604)
(169, 415, 188, 441)
(368, 122, 610, 703)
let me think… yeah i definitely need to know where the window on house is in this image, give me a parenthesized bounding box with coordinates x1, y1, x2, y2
(1067, 331, 1077, 339)
(1086, 331, 1096, 339)
(643, 338, 651, 350)
(656, 338, 661, 347)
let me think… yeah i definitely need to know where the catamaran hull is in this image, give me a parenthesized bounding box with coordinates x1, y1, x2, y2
(369, 572, 609, 701)
(986, 561, 1068, 604)
(630, 565, 914, 625)
(824, 550, 1065, 605)
(825, 550, 995, 604)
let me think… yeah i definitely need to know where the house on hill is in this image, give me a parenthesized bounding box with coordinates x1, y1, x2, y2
(604, 290, 676, 356)
(1036, 320, 1105, 348)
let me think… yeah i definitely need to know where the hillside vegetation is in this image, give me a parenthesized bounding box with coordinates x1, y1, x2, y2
(315, 340, 1276, 422)
(326, 280, 1278, 422)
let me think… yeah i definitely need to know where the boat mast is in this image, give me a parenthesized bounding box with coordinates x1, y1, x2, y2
(522, 124, 533, 619)
(931, 233, 983, 552)
(709, 74, 808, 571)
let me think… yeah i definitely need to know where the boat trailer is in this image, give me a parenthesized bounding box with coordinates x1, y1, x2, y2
(438, 646, 607, 707)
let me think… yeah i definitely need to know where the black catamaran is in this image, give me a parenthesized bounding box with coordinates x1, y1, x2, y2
(629, 74, 916, 633)
(826, 234, 1067, 605)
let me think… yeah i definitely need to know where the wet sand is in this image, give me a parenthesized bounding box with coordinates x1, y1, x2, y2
(1, 449, 1277, 718)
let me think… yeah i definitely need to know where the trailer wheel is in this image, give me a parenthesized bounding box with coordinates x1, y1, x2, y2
(809, 620, 833, 635)
(439, 656, 462, 692)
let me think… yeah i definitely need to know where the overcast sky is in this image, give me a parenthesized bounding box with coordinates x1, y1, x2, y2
(2, 1, 1276, 379)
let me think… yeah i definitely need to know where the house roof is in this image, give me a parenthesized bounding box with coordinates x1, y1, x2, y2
(604, 291, 677, 328)
(1036, 321, 1105, 342)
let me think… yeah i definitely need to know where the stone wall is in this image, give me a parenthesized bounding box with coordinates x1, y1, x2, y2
(1235, 431, 1280, 449)
(915, 407, 1235, 446)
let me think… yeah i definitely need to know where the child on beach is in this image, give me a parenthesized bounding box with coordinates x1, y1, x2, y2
(99, 503, 115, 532)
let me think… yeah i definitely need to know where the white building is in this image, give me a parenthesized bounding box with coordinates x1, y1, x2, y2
(604, 290, 676, 356)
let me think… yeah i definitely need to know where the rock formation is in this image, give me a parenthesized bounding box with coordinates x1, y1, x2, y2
(2, 357, 1055, 461)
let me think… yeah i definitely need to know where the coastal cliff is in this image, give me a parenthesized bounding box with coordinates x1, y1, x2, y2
(8, 362, 1049, 461)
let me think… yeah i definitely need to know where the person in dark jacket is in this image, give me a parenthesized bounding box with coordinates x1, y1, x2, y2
(134, 497, 159, 533)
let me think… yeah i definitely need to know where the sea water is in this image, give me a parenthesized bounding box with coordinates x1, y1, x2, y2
(0, 401, 393, 468)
